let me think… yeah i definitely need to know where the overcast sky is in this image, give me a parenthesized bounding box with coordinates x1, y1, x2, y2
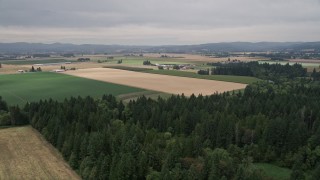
(0, 0, 320, 45)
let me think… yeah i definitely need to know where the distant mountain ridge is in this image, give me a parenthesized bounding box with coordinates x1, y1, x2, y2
(1, 42, 320, 54)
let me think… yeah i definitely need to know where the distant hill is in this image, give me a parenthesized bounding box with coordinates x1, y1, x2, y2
(0, 42, 320, 54)
(0, 42, 148, 54)
(149, 42, 320, 53)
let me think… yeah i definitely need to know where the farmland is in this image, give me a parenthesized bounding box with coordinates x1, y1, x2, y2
(0, 62, 103, 74)
(143, 53, 269, 63)
(64, 68, 247, 96)
(0, 126, 80, 179)
(0, 72, 145, 106)
(146, 70, 259, 84)
(1, 53, 319, 179)
(104, 66, 259, 84)
(0, 58, 73, 65)
(88, 55, 191, 65)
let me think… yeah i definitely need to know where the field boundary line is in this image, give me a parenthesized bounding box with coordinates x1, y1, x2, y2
(5, 90, 28, 104)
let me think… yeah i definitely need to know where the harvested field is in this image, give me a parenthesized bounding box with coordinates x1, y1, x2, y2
(144, 53, 267, 63)
(0, 62, 102, 74)
(0, 126, 80, 180)
(288, 59, 320, 63)
(64, 68, 247, 96)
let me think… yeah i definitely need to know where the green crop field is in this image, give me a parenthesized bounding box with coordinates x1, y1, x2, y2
(0, 59, 73, 65)
(97, 56, 190, 66)
(103, 66, 153, 72)
(144, 70, 260, 84)
(0, 72, 145, 106)
(253, 163, 292, 180)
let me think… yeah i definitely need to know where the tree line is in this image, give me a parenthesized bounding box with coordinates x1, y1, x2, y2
(0, 96, 28, 126)
(208, 62, 307, 80)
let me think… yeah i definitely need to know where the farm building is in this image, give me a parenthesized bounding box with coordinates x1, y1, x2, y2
(52, 69, 65, 73)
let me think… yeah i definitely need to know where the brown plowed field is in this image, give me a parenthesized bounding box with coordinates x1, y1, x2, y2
(64, 68, 247, 96)
(0, 126, 80, 180)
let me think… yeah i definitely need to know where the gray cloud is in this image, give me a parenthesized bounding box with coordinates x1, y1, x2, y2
(0, 0, 320, 44)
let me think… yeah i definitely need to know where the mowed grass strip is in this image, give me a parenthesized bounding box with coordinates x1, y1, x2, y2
(0, 126, 80, 179)
(253, 163, 292, 180)
(103, 65, 153, 72)
(144, 70, 260, 84)
(0, 72, 145, 106)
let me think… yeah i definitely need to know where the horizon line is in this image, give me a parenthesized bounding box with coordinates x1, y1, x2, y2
(1, 41, 320, 47)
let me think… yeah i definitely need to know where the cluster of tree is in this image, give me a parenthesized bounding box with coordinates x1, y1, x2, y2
(143, 60, 152, 65)
(61, 66, 66, 70)
(0, 97, 10, 126)
(30, 66, 42, 72)
(203, 52, 230, 58)
(33, 54, 50, 58)
(173, 65, 180, 70)
(211, 63, 253, 76)
(62, 53, 75, 57)
(248, 53, 292, 60)
(117, 59, 123, 64)
(300, 55, 316, 59)
(0, 96, 28, 126)
(311, 68, 320, 81)
(21, 78, 320, 179)
(210, 62, 307, 80)
(160, 54, 169, 58)
(197, 69, 210, 75)
(77, 58, 90, 62)
(0, 63, 2, 68)
(97, 60, 108, 63)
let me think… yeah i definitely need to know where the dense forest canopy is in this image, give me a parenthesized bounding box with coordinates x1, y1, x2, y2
(208, 62, 308, 81)
(1, 79, 318, 179)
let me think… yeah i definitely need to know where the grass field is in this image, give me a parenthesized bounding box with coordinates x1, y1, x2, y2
(95, 56, 192, 66)
(103, 65, 153, 72)
(0, 72, 145, 106)
(0, 59, 73, 65)
(145, 70, 260, 84)
(253, 163, 292, 180)
(0, 126, 80, 179)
